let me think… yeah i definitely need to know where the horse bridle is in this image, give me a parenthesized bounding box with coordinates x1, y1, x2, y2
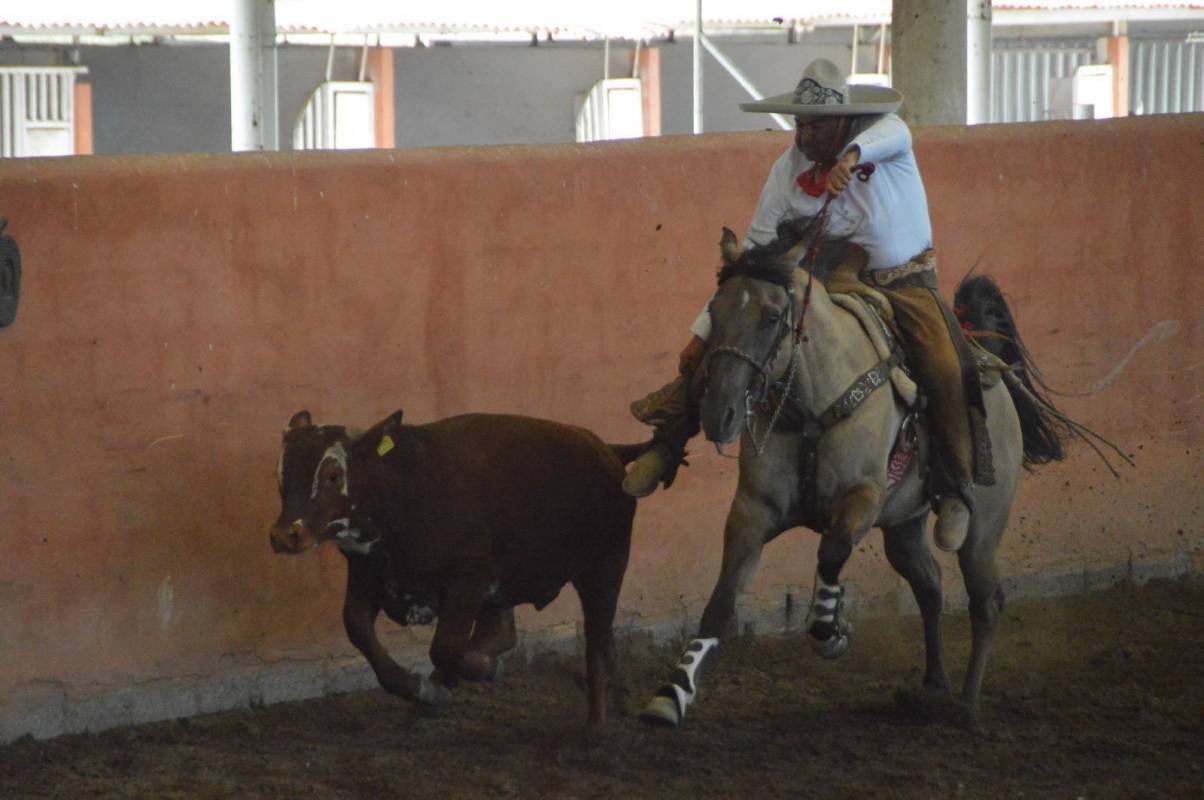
(707, 284, 799, 404)
(705, 205, 832, 454)
(706, 282, 804, 455)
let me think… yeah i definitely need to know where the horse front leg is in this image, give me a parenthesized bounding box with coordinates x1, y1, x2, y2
(806, 483, 882, 659)
(640, 492, 778, 728)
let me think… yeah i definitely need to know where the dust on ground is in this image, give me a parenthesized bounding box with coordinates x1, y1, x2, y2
(1, 577, 1200, 799)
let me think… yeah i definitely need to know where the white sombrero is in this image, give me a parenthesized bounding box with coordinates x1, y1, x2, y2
(740, 58, 903, 116)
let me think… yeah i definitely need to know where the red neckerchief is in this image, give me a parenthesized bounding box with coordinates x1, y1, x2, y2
(797, 163, 833, 198)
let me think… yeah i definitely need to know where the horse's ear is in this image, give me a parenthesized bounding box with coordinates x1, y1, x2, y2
(383, 408, 404, 435)
(719, 227, 741, 265)
(779, 236, 810, 268)
(287, 410, 312, 433)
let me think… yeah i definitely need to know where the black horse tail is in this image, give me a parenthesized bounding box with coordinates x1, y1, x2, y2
(953, 275, 1069, 468)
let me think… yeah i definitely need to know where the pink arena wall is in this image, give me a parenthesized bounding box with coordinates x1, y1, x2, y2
(0, 115, 1200, 740)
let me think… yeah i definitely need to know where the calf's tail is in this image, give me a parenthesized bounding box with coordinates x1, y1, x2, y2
(608, 440, 655, 466)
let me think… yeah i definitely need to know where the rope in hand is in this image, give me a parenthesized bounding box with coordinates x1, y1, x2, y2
(795, 162, 875, 344)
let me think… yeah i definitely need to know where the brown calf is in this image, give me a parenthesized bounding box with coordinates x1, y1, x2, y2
(269, 409, 644, 723)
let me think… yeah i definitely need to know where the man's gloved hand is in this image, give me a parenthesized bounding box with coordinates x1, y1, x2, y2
(678, 335, 707, 375)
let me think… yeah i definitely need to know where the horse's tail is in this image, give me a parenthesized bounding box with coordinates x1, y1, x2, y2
(953, 275, 1069, 468)
(608, 440, 655, 466)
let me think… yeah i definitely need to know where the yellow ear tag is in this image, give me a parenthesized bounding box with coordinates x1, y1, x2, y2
(376, 434, 395, 457)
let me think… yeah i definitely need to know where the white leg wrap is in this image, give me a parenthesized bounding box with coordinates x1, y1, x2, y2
(807, 573, 852, 659)
(641, 637, 718, 728)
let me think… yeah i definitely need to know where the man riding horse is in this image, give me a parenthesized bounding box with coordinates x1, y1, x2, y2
(624, 58, 990, 554)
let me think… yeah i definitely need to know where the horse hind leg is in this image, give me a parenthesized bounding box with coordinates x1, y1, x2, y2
(882, 514, 952, 695)
(807, 483, 882, 659)
(957, 529, 1006, 723)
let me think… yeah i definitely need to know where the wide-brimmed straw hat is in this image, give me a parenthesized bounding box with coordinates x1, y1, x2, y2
(740, 58, 903, 116)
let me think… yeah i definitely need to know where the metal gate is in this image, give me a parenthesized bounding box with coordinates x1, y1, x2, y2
(991, 40, 1099, 123)
(1130, 39, 1203, 115)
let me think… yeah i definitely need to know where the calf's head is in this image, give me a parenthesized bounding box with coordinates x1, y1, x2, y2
(269, 410, 355, 554)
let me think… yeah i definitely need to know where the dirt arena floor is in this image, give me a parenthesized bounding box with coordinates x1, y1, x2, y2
(1, 576, 1200, 799)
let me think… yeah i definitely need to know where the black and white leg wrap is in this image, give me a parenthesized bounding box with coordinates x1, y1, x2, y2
(807, 575, 852, 660)
(640, 637, 718, 728)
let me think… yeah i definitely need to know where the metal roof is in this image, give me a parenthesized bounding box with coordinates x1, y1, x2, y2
(2, 0, 1203, 39)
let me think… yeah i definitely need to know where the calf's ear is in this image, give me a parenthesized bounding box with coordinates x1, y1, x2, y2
(383, 408, 404, 435)
(288, 410, 313, 431)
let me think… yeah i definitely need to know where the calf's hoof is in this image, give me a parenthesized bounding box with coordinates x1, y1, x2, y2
(415, 674, 453, 708)
(461, 651, 505, 682)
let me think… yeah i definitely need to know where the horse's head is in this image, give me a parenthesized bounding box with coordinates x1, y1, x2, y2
(701, 226, 813, 444)
(269, 410, 355, 554)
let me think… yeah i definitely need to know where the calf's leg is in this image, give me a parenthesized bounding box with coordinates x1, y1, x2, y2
(574, 540, 629, 725)
(343, 566, 450, 707)
(430, 569, 499, 685)
(469, 606, 518, 659)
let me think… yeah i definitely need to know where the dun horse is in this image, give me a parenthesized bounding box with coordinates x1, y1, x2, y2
(641, 221, 1068, 727)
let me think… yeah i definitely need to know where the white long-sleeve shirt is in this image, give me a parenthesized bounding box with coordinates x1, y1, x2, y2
(690, 113, 933, 340)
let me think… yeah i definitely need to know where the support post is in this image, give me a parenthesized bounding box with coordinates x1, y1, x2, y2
(693, 0, 703, 133)
(229, 0, 279, 151)
(363, 47, 395, 149)
(637, 46, 663, 137)
(1107, 27, 1130, 117)
(73, 81, 93, 155)
(892, 0, 991, 126)
(966, 0, 992, 124)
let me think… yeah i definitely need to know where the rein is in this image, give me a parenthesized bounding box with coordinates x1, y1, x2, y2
(710, 161, 876, 457)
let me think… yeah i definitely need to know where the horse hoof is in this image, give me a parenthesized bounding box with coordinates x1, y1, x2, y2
(811, 633, 850, 659)
(894, 686, 969, 725)
(638, 695, 682, 729)
(809, 620, 852, 660)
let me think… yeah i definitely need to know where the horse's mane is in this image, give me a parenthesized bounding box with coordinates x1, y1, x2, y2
(717, 217, 855, 288)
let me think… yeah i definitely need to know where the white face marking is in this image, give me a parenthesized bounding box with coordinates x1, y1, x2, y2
(739, 289, 750, 309)
(310, 441, 350, 499)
